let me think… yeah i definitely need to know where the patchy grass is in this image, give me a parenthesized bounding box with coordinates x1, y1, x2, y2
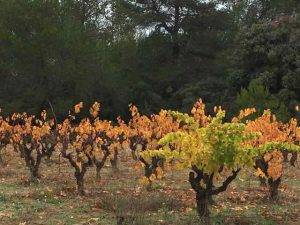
(0, 149, 299, 225)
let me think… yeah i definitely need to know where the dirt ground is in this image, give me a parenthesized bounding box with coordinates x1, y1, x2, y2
(0, 147, 299, 225)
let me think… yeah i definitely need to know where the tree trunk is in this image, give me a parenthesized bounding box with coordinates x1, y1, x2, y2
(144, 165, 154, 191)
(268, 177, 281, 200)
(94, 151, 110, 180)
(30, 165, 40, 182)
(282, 150, 288, 162)
(110, 149, 119, 173)
(196, 192, 210, 223)
(290, 152, 297, 166)
(95, 159, 106, 180)
(172, 1, 180, 58)
(75, 171, 85, 196)
(25, 151, 42, 183)
(96, 165, 101, 180)
(144, 165, 152, 178)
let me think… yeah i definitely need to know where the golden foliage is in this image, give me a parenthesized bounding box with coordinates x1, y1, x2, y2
(74, 102, 83, 114)
(191, 99, 211, 126)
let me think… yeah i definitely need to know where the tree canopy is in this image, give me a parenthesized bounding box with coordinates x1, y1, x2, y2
(0, 0, 299, 121)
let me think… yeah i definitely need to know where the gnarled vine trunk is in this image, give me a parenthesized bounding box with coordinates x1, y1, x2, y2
(282, 151, 297, 166)
(255, 158, 282, 200)
(61, 142, 91, 196)
(189, 169, 212, 222)
(268, 177, 281, 200)
(110, 149, 119, 173)
(290, 152, 297, 166)
(196, 192, 210, 219)
(94, 150, 110, 180)
(189, 166, 240, 220)
(75, 169, 86, 196)
(20, 145, 42, 182)
(29, 162, 41, 182)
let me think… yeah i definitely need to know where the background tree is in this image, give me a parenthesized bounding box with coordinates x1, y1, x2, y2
(236, 80, 289, 121)
(228, 14, 300, 120)
(0, 0, 298, 123)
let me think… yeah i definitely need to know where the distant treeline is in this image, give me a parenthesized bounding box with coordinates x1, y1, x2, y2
(0, 0, 299, 121)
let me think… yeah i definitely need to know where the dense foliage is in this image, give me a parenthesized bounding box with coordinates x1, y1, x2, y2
(1, 0, 298, 119)
(232, 16, 300, 120)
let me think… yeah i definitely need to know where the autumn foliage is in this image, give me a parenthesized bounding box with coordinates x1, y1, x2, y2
(0, 100, 299, 220)
(8, 111, 56, 181)
(245, 110, 299, 199)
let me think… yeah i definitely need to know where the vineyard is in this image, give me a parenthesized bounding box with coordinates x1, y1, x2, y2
(0, 100, 299, 225)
